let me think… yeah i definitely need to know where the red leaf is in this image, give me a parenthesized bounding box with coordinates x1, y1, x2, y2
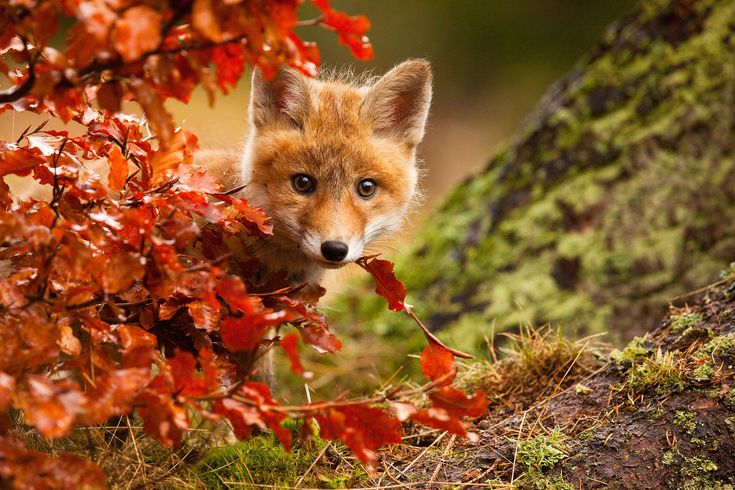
(298, 323, 342, 354)
(220, 310, 291, 352)
(280, 333, 304, 376)
(211, 44, 246, 94)
(420, 342, 457, 386)
(356, 256, 407, 312)
(316, 405, 402, 471)
(213, 193, 273, 236)
(430, 386, 489, 419)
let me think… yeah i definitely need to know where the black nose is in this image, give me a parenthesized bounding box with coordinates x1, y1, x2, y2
(321, 241, 349, 262)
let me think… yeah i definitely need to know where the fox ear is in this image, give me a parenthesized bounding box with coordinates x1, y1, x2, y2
(250, 66, 310, 129)
(362, 59, 432, 147)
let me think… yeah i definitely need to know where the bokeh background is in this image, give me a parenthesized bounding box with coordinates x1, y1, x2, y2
(2, 1, 636, 212)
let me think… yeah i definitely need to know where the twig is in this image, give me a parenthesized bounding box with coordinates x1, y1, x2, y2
(429, 434, 456, 485)
(510, 410, 527, 484)
(294, 442, 331, 488)
(402, 430, 447, 473)
(405, 306, 473, 359)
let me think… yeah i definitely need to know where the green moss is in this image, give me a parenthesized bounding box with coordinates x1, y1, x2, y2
(574, 383, 592, 395)
(190, 432, 365, 489)
(692, 362, 715, 382)
(611, 336, 650, 364)
(517, 428, 569, 472)
(673, 411, 697, 435)
(519, 473, 575, 490)
(670, 310, 703, 333)
(695, 333, 735, 361)
(680, 456, 721, 490)
(690, 437, 706, 447)
(662, 449, 676, 465)
(626, 350, 686, 395)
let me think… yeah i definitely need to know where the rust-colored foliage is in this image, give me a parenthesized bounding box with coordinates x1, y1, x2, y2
(0, 1, 485, 487)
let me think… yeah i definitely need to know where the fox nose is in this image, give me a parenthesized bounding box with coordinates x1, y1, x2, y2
(321, 241, 349, 262)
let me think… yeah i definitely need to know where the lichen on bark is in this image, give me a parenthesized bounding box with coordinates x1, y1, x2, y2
(332, 0, 735, 356)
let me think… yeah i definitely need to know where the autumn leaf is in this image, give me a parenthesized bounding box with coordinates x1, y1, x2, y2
(420, 342, 457, 386)
(112, 6, 163, 63)
(280, 332, 304, 375)
(130, 78, 176, 151)
(108, 144, 128, 192)
(356, 256, 407, 312)
(316, 405, 402, 471)
(220, 310, 291, 352)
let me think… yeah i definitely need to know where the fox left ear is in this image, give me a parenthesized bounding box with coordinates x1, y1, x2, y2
(250, 66, 310, 129)
(361, 59, 433, 147)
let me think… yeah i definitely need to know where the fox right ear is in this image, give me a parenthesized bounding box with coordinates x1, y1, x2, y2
(361, 59, 433, 147)
(250, 66, 310, 129)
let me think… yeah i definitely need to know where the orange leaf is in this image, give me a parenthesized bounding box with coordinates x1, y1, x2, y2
(108, 145, 128, 192)
(112, 6, 162, 62)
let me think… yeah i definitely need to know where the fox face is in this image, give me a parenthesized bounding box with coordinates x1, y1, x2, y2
(239, 60, 432, 282)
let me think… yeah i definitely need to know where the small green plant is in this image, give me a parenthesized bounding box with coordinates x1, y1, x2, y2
(694, 333, 735, 361)
(673, 411, 697, 435)
(610, 336, 650, 364)
(517, 428, 569, 471)
(691, 362, 715, 382)
(670, 309, 703, 334)
(190, 430, 366, 489)
(627, 349, 686, 394)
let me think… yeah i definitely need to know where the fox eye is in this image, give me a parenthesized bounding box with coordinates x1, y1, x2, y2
(357, 179, 377, 198)
(292, 174, 316, 194)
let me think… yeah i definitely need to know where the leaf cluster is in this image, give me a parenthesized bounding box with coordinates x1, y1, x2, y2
(0, 2, 489, 488)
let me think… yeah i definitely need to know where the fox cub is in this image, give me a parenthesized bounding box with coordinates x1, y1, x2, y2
(232, 59, 432, 285)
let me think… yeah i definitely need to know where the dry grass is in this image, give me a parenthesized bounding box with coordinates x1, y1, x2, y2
(456, 325, 607, 414)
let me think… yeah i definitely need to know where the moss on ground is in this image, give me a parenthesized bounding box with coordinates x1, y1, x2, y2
(189, 430, 367, 489)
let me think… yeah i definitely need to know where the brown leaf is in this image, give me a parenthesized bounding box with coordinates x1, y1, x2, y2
(14, 376, 87, 439)
(0, 436, 107, 490)
(82, 368, 150, 424)
(130, 78, 176, 150)
(97, 81, 124, 114)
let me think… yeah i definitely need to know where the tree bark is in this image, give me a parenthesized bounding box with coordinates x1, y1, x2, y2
(334, 0, 735, 357)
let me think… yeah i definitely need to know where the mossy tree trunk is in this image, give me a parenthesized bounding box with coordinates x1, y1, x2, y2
(335, 0, 735, 357)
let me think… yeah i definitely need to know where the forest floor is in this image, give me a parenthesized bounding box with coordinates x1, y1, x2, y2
(21, 273, 735, 489)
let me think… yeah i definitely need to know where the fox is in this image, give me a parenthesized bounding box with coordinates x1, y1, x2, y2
(202, 59, 433, 287)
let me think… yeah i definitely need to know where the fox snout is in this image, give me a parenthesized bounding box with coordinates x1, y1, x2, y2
(320, 240, 349, 262)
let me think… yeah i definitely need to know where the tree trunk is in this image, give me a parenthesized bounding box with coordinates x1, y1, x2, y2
(334, 0, 735, 357)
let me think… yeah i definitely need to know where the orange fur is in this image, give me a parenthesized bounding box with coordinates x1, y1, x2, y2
(223, 60, 432, 285)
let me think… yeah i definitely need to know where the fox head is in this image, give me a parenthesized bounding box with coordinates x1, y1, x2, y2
(240, 60, 432, 280)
